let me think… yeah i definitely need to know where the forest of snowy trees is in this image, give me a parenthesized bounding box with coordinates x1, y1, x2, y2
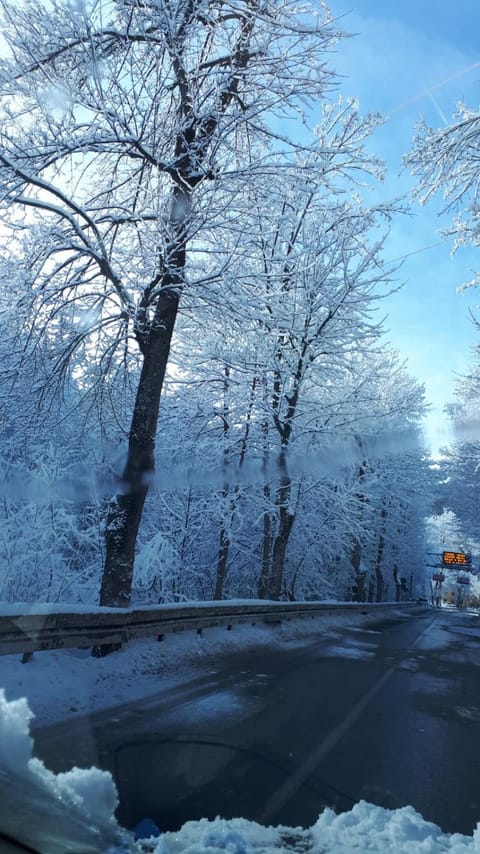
(426, 359, 480, 564)
(408, 101, 480, 577)
(0, 0, 461, 611)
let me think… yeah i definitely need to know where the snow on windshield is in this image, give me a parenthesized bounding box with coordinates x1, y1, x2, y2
(0, 690, 477, 854)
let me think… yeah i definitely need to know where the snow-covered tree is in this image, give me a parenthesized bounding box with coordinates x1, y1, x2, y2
(147, 225, 430, 603)
(0, 351, 107, 603)
(0, 1, 435, 611)
(429, 349, 480, 550)
(406, 102, 480, 288)
(320, 353, 430, 603)
(0, 0, 340, 606)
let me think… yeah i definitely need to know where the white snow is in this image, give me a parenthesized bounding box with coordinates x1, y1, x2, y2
(156, 807, 479, 852)
(323, 643, 376, 660)
(0, 690, 132, 854)
(1, 612, 393, 728)
(0, 690, 479, 854)
(0, 601, 130, 615)
(0, 598, 401, 616)
(162, 688, 254, 726)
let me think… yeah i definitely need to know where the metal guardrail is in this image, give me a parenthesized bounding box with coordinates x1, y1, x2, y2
(0, 601, 421, 656)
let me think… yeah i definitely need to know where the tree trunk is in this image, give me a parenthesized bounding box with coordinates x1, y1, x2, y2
(178, 488, 193, 580)
(374, 544, 384, 602)
(98, 288, 180, 610)
(214, 492, 231, 600)
(213, 369, 257, 600)
(258, 489, 272, 599)
(268, 451, 294, 600)
(351, 539, 366, 603)
(350, 448, 368, 603)
(258, 406, 272, 599)
(374, 506, 387, 603)
(214, 526, 230, 600)
(269, 502, 294, 600)
(393, 563, 402, 602)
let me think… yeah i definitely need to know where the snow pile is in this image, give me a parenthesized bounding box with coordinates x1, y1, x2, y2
(1, 691, 480, 853)
(311, 802, 477, 852)
(0, 689, 134, 854)
(155, 808, 479, 853)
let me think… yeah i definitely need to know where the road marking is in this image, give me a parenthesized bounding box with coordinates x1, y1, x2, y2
(259, 615, 437, 823)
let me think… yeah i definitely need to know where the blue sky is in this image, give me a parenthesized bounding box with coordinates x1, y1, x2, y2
(325, 0, 480, 450)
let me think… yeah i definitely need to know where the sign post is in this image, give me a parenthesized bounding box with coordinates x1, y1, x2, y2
(426, 551, 477, 608)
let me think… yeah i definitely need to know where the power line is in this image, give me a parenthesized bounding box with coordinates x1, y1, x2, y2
(388, 60, 480, 117)
(387, 239, 446, 265)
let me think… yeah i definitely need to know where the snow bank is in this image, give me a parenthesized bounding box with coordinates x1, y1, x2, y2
(2, 614, 377, 728)
(0, 605, 424, 729)
(1, 692, 479, 854)
(0, 598, 406, 616)
(311, 802, 477, 852)
(0, 690, 134, 854)
(152, 807, 479, 852)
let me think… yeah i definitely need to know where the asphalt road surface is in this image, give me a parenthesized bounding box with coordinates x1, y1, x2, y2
(33, 607, 480, 836)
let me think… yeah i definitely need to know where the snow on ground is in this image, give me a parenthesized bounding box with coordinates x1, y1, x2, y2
(322, 643, 376, 661)
(0, 599, 290, 616)
(0, 689, 479, 854)
(158, 807, 478, 853)
(1, 610, 390, 728)
(0, 599, 391, 616)
(161, 688, 255, 727)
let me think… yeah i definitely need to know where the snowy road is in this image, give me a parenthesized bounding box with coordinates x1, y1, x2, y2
(33, 607, 480, 837)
